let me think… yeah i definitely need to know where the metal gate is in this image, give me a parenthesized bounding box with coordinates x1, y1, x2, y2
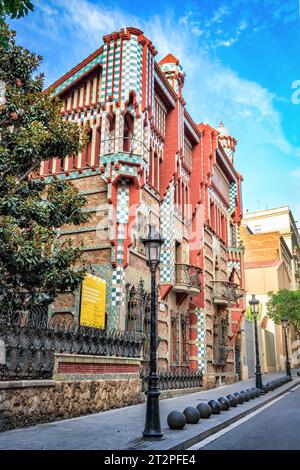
(245, 320, 255, 377)
(235, 343, 242, 381)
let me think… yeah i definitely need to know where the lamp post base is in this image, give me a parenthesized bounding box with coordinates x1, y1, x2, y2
(142, 394, 163, 439)
(286, 361, 292, 378)
(255, 371, 263, 390)
(143, 377, 163, 439)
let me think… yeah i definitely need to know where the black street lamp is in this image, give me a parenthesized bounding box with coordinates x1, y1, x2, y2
(281, 317, 292, 378)
(142, 224, 164, 439)
(249, 294, 264, 391)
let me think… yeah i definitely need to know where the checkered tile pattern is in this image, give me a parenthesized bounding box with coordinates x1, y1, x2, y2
(111, 265, 125, 308)
(121, 37, 142, 103)
(100, 44, 108, 106)
(160, 182, 175, 284)
(116, 183, 129, 224)
(113, 40, 121, 103)
(101, 40, 121, 102)
(227, 260, 241, 276)
(55, 55, 102, 96)
(223, 144, 234, 161)
(229, 182, 238, 212)
(101, 152, 145, 166)
(43, 167, 100, 184)
(111, 164, 139, 183)
(196, 307, 207, 372)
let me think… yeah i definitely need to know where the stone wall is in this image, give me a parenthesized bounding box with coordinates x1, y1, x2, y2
(0, 354, 143, 432)
(203, 372, 238, 390)
(0, 377, 142, 432)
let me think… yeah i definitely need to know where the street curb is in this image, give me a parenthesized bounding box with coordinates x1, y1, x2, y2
(127, 380, 299, 450)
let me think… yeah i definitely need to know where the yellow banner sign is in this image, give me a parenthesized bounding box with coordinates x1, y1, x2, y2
(80, 274, 106, 329)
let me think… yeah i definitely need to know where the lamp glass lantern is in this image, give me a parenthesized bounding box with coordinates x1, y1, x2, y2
(249, 294, 260, 318)
(142, 224, 164, 269)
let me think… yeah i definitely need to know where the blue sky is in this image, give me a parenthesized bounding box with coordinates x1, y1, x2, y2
(9, 0, 300, 222)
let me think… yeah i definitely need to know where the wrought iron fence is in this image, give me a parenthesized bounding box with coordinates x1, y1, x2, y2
(0, 315, 144, 381)
(141, 367, 203, 392)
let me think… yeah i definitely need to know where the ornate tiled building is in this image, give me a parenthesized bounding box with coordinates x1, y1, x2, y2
(40, 27, 245, 388)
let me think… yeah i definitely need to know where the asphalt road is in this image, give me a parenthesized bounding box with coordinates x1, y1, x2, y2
(191, 384, 300, 450)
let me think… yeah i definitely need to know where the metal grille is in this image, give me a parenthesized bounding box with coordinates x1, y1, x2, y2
(125, 280, 158, 364)
(0, 316, 144, 381)
(235, 343, 242, 380)
(213, 311, 229, 367)
(141, 367, 202, 391)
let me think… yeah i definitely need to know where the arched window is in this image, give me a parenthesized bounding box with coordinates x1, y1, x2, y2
(123, 112, 134, 152)
(81, 126, 93, 168)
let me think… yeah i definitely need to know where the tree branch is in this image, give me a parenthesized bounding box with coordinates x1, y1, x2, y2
(19, 161, 40, 181)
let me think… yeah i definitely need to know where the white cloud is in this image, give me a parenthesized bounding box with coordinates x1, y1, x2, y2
(191, 26, 204, 37)
(291, 168, 300, 177)
(211, 5, 230, 24)
(25, 0, 300, 160)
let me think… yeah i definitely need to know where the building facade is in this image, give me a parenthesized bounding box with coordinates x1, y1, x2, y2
(39, 27, 245, 388)
(240, 221, 297, 378)
(243, 206, 300, 290)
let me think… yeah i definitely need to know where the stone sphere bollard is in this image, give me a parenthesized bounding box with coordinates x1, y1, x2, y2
(297, 370, 300, 377)
(253, 388, 261, 397)
(226, 394, 238, 407)
(196, 402, 212, 419)
(233, 392, 244, 404)
(245, 388, 255, 399)
(167, 410, 186, 430)
(265, 382, 273, 392)
(183, 406, 200, 424)
(208, 399, 222, 414)
(240, 390, 250, 402)
(246, 388, 256, 400)
(217, 397, 231, 411)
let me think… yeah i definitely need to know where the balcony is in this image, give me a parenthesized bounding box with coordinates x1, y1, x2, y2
(173, 263, 202, 296)
(212, 281, 244, 306)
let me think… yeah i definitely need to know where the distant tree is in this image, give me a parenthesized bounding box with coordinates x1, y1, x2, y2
(0, 28, 89, 319)
(267, 289, 300, 330)
(245, 302, 263, 322)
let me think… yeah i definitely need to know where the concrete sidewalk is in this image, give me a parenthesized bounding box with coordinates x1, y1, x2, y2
(0, 371, 298, 450)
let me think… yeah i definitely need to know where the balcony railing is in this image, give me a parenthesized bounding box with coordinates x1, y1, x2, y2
(211, 281, 244, 306)
(173, 263, 202, 295)
(100, 135, 149, 155)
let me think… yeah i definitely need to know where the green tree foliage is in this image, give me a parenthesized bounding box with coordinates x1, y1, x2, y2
(245, 302, 263, 322)
(0, 29, 89, 316)
(0, 0, 34, 18)
(267, 288, 300, 330)
(0, 1, 34, 47)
